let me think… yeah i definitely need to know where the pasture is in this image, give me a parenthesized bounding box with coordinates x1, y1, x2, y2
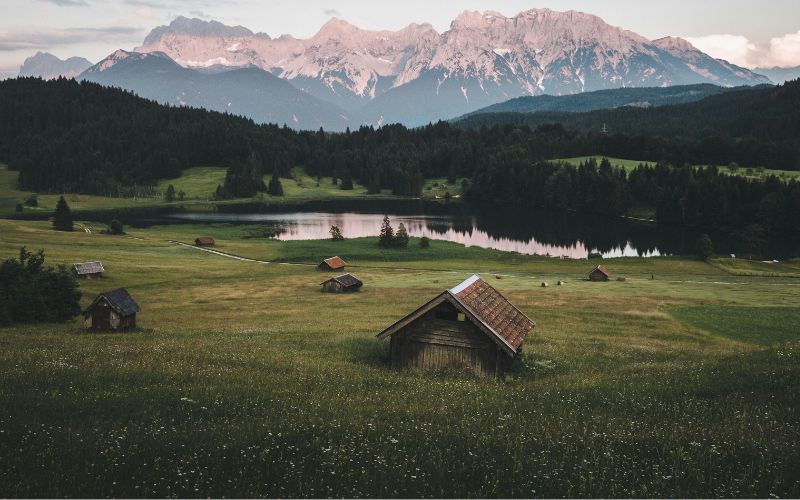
(0, 218, 798, 497)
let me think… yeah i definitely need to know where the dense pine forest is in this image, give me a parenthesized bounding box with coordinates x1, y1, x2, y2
(1, 77, 799, 252)
(457, 81, 800, 169)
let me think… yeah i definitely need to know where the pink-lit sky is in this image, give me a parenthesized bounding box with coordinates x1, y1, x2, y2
(1, 0, 798, 77)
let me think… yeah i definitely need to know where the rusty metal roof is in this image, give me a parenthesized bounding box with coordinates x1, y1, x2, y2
(321, 273, 363, 288)
(321, 256, 346, 269)
(377, 274, 534, 356)
(591, 265, 609, 277)
(73, 261, 105, 275)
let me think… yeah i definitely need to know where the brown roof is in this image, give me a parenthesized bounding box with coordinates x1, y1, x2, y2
(73, 261, 105, 275)
(321, 273, 362, 288)
(322, 256, 346, 269)
(377, 275, 535, 356)
(590, 265, 609, 277)
(195, 237, 215, 245)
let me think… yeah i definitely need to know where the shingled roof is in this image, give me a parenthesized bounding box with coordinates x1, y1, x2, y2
(377, 275, 535, 356)
(321, 273, 362, 288)
(73, 261, 105, 275)
(86, 288, 140, 316)
(321, 256, 346, 269)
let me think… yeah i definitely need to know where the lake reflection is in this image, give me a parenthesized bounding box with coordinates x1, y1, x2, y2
(168, 211, 672, 258)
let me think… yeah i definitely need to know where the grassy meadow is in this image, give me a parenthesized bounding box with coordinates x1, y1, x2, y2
(554, 155, 800, 180)
(0, 218, 799, 497)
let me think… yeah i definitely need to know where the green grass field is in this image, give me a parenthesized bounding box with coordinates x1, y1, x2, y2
(0, 218, 798, 497)
(0, 164, 425, 219)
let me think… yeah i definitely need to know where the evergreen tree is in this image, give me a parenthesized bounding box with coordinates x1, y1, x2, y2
(695, 234, 714, 260)
(394, 223, 409, 248)
(165, 184, 176, 202)
(105, 219, 125, 235)
(419, 236, 430, 249)
(267, 171, 284, 196)
(340, 171, 354, 190)
(378, 215, 394, 247)
(53, 196, 73, 232)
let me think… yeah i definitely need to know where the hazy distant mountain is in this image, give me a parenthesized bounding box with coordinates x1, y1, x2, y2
(754, 66, 800, 84)
(457, 84, 742, 118)
(79, 50, 351, 131)
(18, 52, 92, 80)
(133, 10, 770, 127)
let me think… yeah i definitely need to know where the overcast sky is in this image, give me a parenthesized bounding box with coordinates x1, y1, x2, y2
(1, 0, 799, 78)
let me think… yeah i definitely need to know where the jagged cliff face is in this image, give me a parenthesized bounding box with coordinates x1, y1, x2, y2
(132, 9, 770, 126)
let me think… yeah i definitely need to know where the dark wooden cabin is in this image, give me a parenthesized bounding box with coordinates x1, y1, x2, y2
(376, 275, 535, 377)
(321, 273, 363, 293)
(588, 265, 610, 281)
(318, 256, 346, 271)
(83, 288, 140, 332)
(195, 236, 215, 246)
(73, 261, 105, 279)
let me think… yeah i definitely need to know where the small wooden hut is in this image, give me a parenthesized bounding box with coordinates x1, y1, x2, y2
(376, 275, 535, 377)
(83, 288, 140, 332)
(321, 273, 363, 293)
(195, 237, 215, 247)
(73, 261, 105, 279)
(318, 256, 346, 271)
(588, 265, 610, 281)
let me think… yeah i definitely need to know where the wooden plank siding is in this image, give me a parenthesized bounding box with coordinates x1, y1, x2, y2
(390, 307, 502, 376)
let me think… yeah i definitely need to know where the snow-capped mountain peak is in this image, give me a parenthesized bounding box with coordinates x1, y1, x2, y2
(133, 9, 771, 126)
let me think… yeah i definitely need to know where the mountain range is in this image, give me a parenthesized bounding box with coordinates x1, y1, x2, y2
(18, 52, 92, 80)
(18, 8, 775, 129)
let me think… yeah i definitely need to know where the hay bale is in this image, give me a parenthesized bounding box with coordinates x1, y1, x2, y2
(495, 275, 503, 280)
(617, 277, 627, 282)
(541, 282, 548, 288)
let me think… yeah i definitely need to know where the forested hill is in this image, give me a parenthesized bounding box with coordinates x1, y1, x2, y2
(455, 80, 800, 169)
(458, 84, 739, 117)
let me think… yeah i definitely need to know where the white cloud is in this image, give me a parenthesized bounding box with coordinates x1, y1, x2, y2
(685, 34, 758, 67)
(686, 31, 800, 69)
(766, 30, 800, 68)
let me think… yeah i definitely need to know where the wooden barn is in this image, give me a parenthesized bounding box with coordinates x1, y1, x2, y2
(83, 288, 140, 332)
(195, 236, 215, 247)
(321, 273, 363, 293)
(318, 256, 346, 271)
(376, 275, 535, 377)
(73, 261, 105, 279)
(588, 265, 610, 281)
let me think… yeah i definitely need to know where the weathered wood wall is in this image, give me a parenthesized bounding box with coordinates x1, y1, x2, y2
(389, 302, 506, 376)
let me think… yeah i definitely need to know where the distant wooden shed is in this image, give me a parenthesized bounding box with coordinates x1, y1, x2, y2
(83, 288, 140, 332)
(376, 275, 535, 377)
(321, 273, 363, 293)
(589, 265, 610, 281)
(73, 261, 105, 279)
(195, 237, 215, 246)
(318, 256, 346, 271)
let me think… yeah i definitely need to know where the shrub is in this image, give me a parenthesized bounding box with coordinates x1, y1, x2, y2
(104, 219, 125, 235)
(23, 194, 38, 207)
(164, 184, 176, 202)
(0, 247, 81, 325)
(419, 236, 430, 249)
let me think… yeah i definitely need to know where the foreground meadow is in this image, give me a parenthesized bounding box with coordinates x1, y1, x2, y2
(0, 219, 798, 497)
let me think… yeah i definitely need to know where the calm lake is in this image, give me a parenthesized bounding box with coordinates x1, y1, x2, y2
(167, 209, 705, 259)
